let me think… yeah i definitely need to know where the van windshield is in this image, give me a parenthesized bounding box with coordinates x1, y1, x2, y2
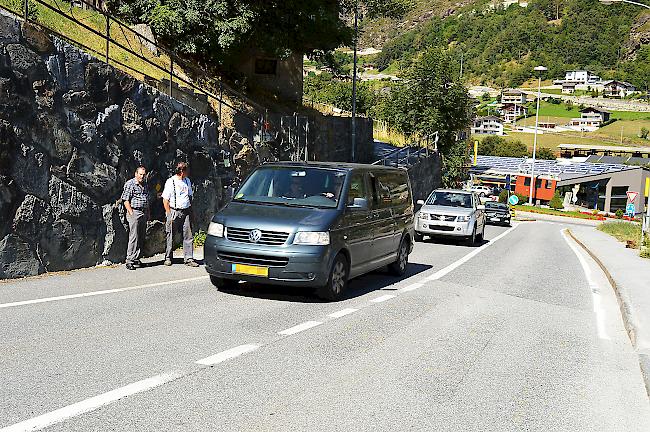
(426, 191, 472, 208)
(234, 167, 347, 209)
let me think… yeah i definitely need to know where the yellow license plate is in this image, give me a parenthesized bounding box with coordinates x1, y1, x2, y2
(232, 264, 269, 277)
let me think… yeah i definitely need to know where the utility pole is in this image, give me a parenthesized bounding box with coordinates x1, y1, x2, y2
(529, 65, 547, 206)
(350, 0, 358, 163)
(459, 50, 464, 80)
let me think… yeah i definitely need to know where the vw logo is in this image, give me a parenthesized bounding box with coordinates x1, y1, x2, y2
(249, 229, 262, 243)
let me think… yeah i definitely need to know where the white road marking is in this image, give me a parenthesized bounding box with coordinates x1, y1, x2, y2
(400, 283, 423, 292)
(561, 230, 610, 340)
(278, 321, 323, 336)
(328, 308, 358, 318)
(0, 371, 183, 432)
(0, 276, 209, 309)
(425, 225, 518, 281)
(196, 344, 260, 366)
(371, 294, 396, 303)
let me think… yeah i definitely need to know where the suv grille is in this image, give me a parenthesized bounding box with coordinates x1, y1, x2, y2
(218, 251, 289, 267)
(226, 227, 290, 245)
(429, 214, 456, 222)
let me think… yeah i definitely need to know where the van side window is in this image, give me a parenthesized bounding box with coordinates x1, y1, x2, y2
(347, 173, 368, 205)
(376, 172, 410, 207)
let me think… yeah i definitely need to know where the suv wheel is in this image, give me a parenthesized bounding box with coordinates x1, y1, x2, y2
(466, 225, 477, 246)
(316, 253, 349, 301)
(210, 275, 238, 290)
(389, 237, 410, 276)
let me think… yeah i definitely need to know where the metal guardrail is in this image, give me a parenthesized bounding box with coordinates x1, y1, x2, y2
(2, 0, 271, 130)
(372, 145, 429, 168)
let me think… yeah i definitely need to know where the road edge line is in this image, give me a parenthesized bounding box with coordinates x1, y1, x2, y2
(565, 228, 650, 399)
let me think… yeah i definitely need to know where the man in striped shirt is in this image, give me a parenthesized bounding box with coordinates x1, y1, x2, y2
(121, 166, 150, 270)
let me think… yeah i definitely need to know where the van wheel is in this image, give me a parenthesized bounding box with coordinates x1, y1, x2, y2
(414, 232, 424, 242)
(210, 275, 238, 290)
(389, 237, 410, 276)
(316, 254, 349, 301)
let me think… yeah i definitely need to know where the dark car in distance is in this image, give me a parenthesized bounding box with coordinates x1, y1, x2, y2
(484, 201, 511, 226)
(203, 162, 415, 301)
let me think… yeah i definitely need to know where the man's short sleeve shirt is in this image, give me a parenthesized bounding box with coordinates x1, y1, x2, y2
(162, 176, 192, 209)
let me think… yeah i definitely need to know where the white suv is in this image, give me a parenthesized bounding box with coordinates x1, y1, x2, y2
(469, 185, 492, 197)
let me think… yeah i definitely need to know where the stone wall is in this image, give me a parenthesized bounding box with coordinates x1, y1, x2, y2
(0, 15, 232, 278)
(408, 153, 442, 203)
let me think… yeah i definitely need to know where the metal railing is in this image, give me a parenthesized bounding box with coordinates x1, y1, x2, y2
(372, 145, 430, 168)
(2, 0, 272, 132)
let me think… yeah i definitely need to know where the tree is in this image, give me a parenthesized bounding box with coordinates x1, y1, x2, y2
(387, 48, 474, 155)
(442, 140, 470, 188)
(535, 147, 557, 160)
(110, 0, 353, 68)
(549, 191, 564, 209)
(495, 140, 528, 158)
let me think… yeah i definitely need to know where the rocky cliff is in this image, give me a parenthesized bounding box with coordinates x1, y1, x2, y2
(0, 13, 238, 278)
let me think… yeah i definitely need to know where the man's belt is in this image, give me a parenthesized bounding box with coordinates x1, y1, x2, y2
(171, 206, 191, 211)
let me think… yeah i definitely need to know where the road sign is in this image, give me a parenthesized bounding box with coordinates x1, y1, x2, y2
(508, 195, 519, 205)
(626, 203, 636, 215)
(627, 191, 639, 203)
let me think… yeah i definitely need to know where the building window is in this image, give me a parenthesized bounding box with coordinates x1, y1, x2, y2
(546, 180, 553, 189)
(524, 177, 530, 186)
(254, 58, 278, 75)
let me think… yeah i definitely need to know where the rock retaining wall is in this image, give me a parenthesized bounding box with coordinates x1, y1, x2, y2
(0, 15, 232, 278)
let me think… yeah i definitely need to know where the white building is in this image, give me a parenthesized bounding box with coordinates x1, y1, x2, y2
(499, 104, 528, 123)
(562, 82, 576, 94)
(501, 89, 527, 105)
(472, 116, 504, 136)
(564, 70, 600, 84)
(602, 80, 637, 98)
(568, 107, 611, 132)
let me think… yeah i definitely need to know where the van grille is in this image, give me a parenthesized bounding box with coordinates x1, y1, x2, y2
(226, 227, 290, 245)
(218, 251, 289, 267)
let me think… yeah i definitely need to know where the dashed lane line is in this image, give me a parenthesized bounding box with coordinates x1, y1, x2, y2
(278, 321, 323, 336)
(0, 276, 209, 309)
(328, 308, 358, 318)
(0, 371, 183, 432)
(196, 344, 261, 366)
(371, 294, 396, 303)
(424, 225, 518, 282)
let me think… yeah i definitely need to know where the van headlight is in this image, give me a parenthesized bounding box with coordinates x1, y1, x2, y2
(207, 222, 224, 237)
(456, 215, 471, 222)
(293, 231, 330, 245)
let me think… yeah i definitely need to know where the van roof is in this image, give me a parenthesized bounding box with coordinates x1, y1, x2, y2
(261, 161, 407, 172)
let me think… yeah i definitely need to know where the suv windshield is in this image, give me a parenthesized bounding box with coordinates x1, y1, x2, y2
(234, 166, 346, 209)
(426, 191, 472, 208)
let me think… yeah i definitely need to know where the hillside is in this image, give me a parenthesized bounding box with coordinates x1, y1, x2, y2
(360, 0, 650, 88)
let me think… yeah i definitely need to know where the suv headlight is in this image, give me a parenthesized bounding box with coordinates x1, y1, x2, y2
(207, 222, 224, 237)
(456, 215, 471, 222)
(293, 231, 330, 245)
(419, 212, 430, 220)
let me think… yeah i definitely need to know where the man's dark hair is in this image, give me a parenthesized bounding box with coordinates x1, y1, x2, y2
(175, 161, 188, 175)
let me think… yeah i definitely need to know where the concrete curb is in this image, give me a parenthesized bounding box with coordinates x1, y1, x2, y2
(516, 210, 601, 226)
(566, 229, 650, 397)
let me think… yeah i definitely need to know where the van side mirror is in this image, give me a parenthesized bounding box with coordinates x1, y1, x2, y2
(348, 197, 369, 210)
(416, 200, 425, 205)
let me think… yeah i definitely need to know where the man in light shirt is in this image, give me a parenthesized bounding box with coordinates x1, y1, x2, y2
(161, 162, 199, 267)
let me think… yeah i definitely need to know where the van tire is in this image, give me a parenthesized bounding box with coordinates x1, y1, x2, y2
(414, 232, 424, 242)
(388, 237, 410, 276)
(316, 253, 349, 301)
(210, 275, 238, 290)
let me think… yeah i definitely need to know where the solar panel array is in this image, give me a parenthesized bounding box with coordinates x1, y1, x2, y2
(473, 155, 632, 180)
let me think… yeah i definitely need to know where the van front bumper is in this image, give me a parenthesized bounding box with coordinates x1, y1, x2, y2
(203, 236, 333, 287)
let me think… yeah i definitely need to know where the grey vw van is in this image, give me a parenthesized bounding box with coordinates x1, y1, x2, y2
(204, 162, 415, 300)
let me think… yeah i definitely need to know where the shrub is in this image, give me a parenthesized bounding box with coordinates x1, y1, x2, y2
(498, 189, 509, 203)
(549, 191, 564, 209)
(193, 230, 207, 247)
(615, 209, 624, 218)
(640, 127, 649, 139)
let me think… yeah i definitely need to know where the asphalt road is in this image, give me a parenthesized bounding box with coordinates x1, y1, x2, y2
(1, 222, 649, 431)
